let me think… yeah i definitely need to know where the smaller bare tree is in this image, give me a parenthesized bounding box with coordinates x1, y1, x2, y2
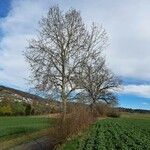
(74, 56, 121, 114)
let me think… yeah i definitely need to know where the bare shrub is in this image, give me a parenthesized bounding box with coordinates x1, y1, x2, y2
(51, 104, 95, 143)
(107, 107, 120, 118)
(89, 103, 120, 118)
(95, 103, 109, 117)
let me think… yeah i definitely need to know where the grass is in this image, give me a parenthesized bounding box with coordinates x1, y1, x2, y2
(58, 114, 150, 150)
(121, 112, 150, 119)
(0, 116, 54, 140)
(0, 116, 55, 149)
(1, 113, 150, 150)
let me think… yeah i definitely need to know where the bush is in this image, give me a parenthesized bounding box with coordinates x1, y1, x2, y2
(31, 108, 35, 115)
(94, 103, 109, 117)
(11, 102, 25, 116)
(51, 104, 95, 142)
(25, 104, 31, 115)
(0, 105, 12, 116)
(107, 108, 120, 118)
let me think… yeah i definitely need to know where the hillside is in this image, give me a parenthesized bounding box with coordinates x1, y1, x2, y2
(0, 85, 60, 115)
(0, 85, 46, 102)
(0, 85, 149, 115)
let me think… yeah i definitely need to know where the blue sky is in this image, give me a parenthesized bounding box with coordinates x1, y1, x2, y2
(0, 0, 150, 110)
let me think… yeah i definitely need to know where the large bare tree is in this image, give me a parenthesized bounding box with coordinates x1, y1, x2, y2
(24, 6, 108, 120)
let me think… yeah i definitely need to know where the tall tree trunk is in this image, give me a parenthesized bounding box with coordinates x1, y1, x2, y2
(62, 88, 67, 121)
(90, 103, 94, 115)
(90, 99, 96, 117)
(61, 69, 67, 121)
(62, 97, 67, 121)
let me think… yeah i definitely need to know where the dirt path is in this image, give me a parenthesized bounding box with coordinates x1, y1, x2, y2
(0, 129, 55, 150)
(9, 137, 57, 150)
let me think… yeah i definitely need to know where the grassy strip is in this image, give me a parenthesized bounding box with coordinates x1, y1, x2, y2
(120, 112, 150, 119)
(0, 116, 57, 150)
(0, 116, 55, 140)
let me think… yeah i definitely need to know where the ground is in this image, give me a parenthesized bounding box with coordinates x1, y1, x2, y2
(0, 113, 150, 150)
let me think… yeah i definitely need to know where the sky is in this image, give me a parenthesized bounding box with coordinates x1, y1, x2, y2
(0, 0, 150, 110)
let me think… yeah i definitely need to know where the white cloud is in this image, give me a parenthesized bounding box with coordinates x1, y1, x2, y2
(0, 0, 51, 88)
(1, 0, 150, 90)
(75, 0, 150, 80)
(49, 0, 150, 80)
(123, 85, 150, 98)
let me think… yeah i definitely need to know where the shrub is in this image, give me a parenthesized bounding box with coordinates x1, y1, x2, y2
(25, 104, 31, 115)
(0, 105, 12, 116)
(107, 108, 120, 118)
(94, 103, 109, 117)
(11, 102, 25, 116)
(51, 104, 95, 142)
(31, 108, 35, 115)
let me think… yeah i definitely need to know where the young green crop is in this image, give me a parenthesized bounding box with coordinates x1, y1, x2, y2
(60, 118, 150, 150)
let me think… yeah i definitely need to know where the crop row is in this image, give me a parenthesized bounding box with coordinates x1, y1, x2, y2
(75, 118, 150, 150)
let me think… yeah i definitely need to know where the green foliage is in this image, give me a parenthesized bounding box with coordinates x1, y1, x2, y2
(25, 104, 31, 115)
(0, 89, 59, 116)
(0, 96, 12, 116)
(60, 118, 150, 150)
(0, 99, 58, 116)
(0, 105, 12, 116)
(11, 102, 26, 116)
(0, 100, 26, 116)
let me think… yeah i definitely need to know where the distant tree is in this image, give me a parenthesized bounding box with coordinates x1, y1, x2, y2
(12, 102, 25, 116)
(31, 108, 35, 115)
(0, 96, 12, 116)
(0, 105, 12, 116)
(25, 104, 31, 115)
(24, 6, 108, 120)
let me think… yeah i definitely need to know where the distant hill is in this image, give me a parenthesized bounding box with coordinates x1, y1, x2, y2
(0, 85, 46, 101)
(0, 85, 61, 115)
(0, 85, 149, 114)
(118, 107, 150, 114)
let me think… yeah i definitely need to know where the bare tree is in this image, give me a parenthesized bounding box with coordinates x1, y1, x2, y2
(74, 56, 121, 113)
(24, 6, 108, 120)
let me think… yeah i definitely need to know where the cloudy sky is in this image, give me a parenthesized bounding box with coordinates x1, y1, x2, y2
(0, 0, 150, 109)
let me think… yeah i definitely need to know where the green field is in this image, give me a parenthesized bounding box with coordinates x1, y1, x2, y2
(59, 117, 150, 150)
(0, 116, 54, 141)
